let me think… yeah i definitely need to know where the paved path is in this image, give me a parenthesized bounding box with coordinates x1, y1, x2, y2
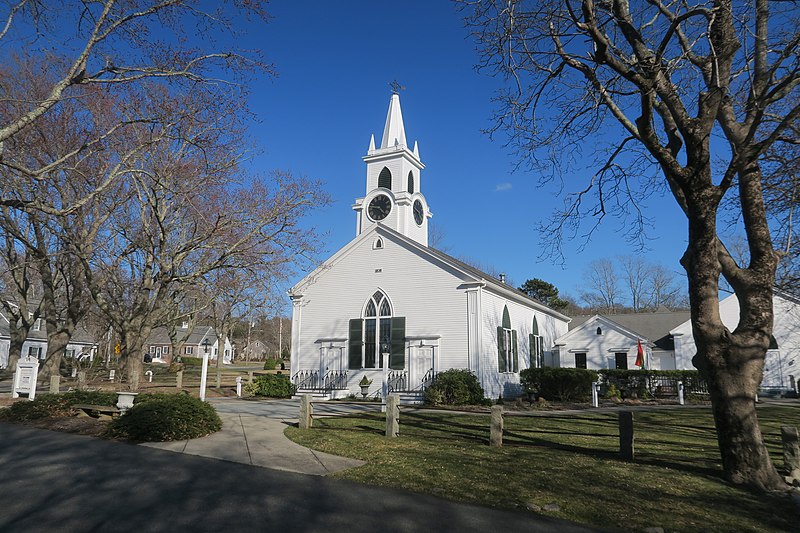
(0, 423, 605, 533)
(142, 398, 379, 475)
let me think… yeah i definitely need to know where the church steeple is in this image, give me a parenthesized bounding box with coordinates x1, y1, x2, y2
(380, 94, 407, 149)
(354, 90, 431, 246)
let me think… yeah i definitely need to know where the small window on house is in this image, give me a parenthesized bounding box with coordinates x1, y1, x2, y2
(163, 346, 169, 354)
(185, 346, 193, 355)
(615, 352, 628, 370)
(374, 238, 383, 249)
(378, 167, 392, 189)
(596, 327, 602, 335)
(407, 171, 415, 193)
(28, 346, 42, 359)
(150, 346, 156, 353)
(575, 353, 587, 369)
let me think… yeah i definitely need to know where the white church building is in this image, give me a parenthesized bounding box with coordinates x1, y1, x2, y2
(289, 92, 570, 401)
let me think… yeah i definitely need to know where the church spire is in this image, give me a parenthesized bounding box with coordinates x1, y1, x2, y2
(380, 93, 407, 149)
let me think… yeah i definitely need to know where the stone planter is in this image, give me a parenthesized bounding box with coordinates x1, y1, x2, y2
(116, 391, 139, 415)
(360, 384, 370, 398)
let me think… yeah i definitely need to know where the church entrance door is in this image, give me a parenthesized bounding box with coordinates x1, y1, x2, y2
(412, 346, 433, 389)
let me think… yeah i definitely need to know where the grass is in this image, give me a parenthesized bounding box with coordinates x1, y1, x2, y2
(286, 403, 800, 532)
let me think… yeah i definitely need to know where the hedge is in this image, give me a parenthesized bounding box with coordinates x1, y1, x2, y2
(244, 374, 296, 398)
(520, 368, 598, 402)
(105, 393, 221, 442)
(424, 369, 489, 406)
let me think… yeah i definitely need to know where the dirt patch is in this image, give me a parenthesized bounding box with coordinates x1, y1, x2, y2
(26, 415, 111, 437)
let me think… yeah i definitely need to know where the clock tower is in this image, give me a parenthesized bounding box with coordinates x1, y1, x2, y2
(353, 91, 431, 246)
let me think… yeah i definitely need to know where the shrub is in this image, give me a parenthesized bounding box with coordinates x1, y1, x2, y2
(520, 368, 598, 402)
(181, 356, 204, 367)
(105, 394, 221, 442)
(244, 374, 296, 398)
(262, 358, 279, 371)
(0, 391, 118, 421)
(424, 369, 487, 406)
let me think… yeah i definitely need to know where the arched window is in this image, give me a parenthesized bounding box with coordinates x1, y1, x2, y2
(497, 305, 518, 373)
(378, 167, 392, 189)
(348, 291, 406, 370)
(407, 171, 415, 194)
(374, 238, 383, 249)
(529, 316, 543, 368)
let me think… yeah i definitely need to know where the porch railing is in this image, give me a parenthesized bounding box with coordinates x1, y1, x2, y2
(387, 368, 435, 393)
(293, 370, 348, 391)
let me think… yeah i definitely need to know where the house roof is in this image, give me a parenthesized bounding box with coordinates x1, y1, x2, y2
(290, 224, 571, 321)
(567, 310, 691, 350)
(146, 325, 217, 346)
(0, 310, 97, 345)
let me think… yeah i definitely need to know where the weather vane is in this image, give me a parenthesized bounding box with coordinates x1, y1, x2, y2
(389, 79, 405, 94)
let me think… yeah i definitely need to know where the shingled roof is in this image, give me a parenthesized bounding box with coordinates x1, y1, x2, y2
(569, 309, 691, 350)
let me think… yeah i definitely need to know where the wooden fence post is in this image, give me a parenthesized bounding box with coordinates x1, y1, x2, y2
(619, 411, 634, 461)
(49, 375, 60, 393)
(299, 394, 313, 429)
(176, 370, 183, 389)
(490, 405, 504, 447)
(248, 371, 254, 383)
(781, 426, 800, 478)
(386, 394, 400, 438)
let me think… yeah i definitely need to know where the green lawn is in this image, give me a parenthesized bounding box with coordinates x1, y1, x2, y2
(286, 403, 800, 532)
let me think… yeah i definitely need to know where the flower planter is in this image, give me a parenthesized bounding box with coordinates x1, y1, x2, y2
(360, 384, 370, 399)
(116, 391, 139, 415)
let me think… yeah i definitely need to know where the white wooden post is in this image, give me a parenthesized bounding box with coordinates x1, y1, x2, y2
(677, 381, 685, 405)
(236, 376, 242, 397)
(199, 348, 209, 401)
(591, 381, 599, 408)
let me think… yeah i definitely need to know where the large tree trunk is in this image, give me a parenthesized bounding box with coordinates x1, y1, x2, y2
(703, 348, 784, 490)
(39, 331, 69, 380)
(683, 198, 786, 491)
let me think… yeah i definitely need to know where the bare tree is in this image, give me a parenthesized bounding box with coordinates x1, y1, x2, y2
(619, 256, 648, 312)
(581, 258, 621, 312)
(463, 0, 799, 490)
(0, 1, 270, 215)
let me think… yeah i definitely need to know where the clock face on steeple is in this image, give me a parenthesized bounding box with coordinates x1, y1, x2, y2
(368, 194, 392, 221)
(413, 200, 424, 226)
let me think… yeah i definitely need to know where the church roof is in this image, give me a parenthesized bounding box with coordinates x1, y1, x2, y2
(290, 224, 571, 321)
(381, 93, 407, 149)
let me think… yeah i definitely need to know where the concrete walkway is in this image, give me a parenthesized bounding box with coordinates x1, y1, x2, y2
(142, 409, 366, 475)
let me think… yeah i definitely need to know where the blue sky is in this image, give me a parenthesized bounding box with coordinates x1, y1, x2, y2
(238, 1, 691, 302)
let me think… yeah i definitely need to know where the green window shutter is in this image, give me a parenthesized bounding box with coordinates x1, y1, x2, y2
(512, 329, 519, 372)
(529, 334, 535, 368)
(497, 326, 506, 372)
(348, 319, 362, 369)
(390, 317, 406, 369)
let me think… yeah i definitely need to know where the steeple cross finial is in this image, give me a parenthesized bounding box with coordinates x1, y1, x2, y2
(389, 80, 405, 95)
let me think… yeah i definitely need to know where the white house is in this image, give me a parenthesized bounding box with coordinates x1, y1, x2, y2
(0, 309, 98, 369)
(553, 291, 800, 393)
(553, 309, 691, 371)
(671, 291, 800, 392)
(144, 324, 233, 365)
(289, 92, 570, 401)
